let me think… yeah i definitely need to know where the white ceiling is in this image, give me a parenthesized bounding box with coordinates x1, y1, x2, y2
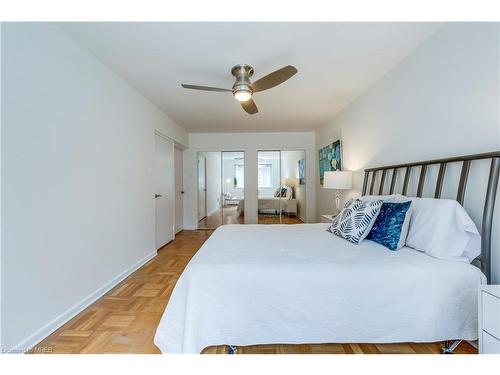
(60, 22, 442, 133)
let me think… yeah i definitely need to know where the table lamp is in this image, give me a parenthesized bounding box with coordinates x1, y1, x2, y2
(323, 171, 353, 213)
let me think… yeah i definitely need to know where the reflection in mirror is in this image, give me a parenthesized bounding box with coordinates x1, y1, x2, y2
(222, 151, 245, 225)
(257, 150, 305, 224)
(281, 150, 306, 223)
(257, 151, 281, 224)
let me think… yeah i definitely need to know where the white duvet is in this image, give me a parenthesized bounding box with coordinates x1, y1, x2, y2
(154, 224, 485, 353)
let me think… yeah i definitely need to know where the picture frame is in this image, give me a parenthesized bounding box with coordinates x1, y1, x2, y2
(318, 140, 342, 185)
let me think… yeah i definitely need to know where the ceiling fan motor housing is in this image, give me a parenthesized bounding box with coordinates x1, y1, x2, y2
(231, 64, 254, 97)
(181, 63, 297, 113)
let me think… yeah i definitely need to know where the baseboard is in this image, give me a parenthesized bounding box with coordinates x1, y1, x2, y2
(9, 250, 157, 353)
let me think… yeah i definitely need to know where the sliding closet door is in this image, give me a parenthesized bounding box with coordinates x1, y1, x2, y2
(197, 154, 207, 221)
(257, 150, 306, 224)
(257, 151, 282, 224)
(280, 150, 306, 223)
(197, 151, 222, 229)
(221, 151, 245, 225)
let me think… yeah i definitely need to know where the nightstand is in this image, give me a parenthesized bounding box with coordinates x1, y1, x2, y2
(285, 199, 297, 217)
(479, 285, 500, 353)
(321, 214, 338, 223)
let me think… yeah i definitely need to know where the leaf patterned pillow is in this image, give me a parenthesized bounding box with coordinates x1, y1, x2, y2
(327, 198, 383, 244)
(273, 187, 288, 197)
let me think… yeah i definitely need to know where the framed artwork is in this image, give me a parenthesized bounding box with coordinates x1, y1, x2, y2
(318, 140, 342, 185)
(298, 159, 306, 185)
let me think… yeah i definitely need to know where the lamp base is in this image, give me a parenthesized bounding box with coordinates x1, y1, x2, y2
(335, 190, 342, 213)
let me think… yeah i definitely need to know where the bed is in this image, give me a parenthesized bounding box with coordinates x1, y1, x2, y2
(154, 223, 485, 353)
(154, 151, 500, 354)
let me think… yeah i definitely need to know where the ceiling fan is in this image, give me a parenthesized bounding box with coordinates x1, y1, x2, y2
(181, 64, 298, 115)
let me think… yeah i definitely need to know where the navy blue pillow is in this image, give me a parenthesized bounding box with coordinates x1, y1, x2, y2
(366, 201, 411, 251)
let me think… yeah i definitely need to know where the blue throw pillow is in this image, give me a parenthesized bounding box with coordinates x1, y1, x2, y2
(366, 201, 412, 251)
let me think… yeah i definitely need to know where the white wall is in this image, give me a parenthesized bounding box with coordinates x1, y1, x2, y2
(184, 132, 316, 228)
(316, 23, 500, 281)
(281, 151, 301, 180)
(257, 153, 281, 197)
(1, 23, 188, 349)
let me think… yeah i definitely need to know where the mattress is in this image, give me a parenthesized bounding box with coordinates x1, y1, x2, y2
(154, 223, 485, 353)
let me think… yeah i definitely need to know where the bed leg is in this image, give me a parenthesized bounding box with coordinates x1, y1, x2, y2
(228, 345, 238, 354)
(442, 340, 461, 354)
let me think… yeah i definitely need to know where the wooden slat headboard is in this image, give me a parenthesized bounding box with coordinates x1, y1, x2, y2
(361, 151, 500, 282)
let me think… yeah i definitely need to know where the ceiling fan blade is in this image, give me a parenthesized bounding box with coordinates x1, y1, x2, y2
(181, 84, 231, 92)
(251, 65, 298, 92)
(241, 98, 258, 115)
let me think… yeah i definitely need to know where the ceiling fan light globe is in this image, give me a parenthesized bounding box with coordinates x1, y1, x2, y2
(234, 90, 252, 102)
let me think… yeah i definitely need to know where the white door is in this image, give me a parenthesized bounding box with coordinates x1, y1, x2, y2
(198, 155, 207, 221)
(154, 134, 174, 249)
(174, 147, 183, 234)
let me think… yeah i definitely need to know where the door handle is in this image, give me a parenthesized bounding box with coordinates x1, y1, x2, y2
(155, 194, 162, 198)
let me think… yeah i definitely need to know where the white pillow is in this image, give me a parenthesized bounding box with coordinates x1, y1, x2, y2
(360, 194, 396, 202)
(394, 195, 480, 262)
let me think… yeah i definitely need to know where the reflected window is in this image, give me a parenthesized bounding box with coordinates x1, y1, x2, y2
(258, 164, 272, 188)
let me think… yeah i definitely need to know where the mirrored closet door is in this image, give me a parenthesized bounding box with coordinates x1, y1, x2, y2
(197, 151, 245, 229)
(257, 150, 306, 224)
(222, 151, 245, 225)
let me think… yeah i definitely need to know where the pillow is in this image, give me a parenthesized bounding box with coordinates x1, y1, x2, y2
(366, 201, 412, 250)
(273, 187, 287, 197)
(327, 198, 383, 244)
(274, 186, 293, 199)
(394, 195, 480, 262)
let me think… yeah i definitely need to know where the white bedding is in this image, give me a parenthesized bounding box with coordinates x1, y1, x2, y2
(154, 224, 485, 353)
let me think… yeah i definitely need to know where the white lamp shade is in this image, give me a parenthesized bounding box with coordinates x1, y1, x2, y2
(323, 171, 352, 190)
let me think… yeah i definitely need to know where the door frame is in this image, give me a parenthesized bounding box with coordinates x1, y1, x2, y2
(154, 129, 186, 246)
(154, 131, 175, 249)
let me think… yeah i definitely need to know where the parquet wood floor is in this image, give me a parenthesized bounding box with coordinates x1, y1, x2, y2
(198, 206, 244, 229)
(199, 206, 303, 229)
(34, 230, 477, 354)
(257, 214, 304, 225)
